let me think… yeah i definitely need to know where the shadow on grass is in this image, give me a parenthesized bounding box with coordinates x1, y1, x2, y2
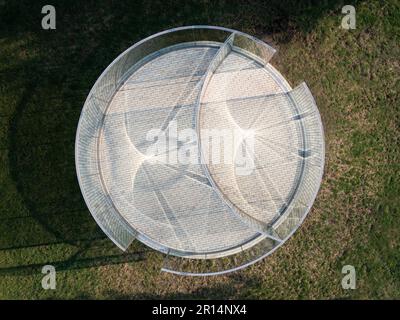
(3, 62, 150, 275)
(1, 0, 355, 276)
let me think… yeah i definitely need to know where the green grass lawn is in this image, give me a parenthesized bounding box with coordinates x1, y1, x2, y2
(0, 0, 399, 299)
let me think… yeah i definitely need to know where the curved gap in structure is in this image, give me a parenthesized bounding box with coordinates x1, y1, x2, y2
(161, 236, 280, 276)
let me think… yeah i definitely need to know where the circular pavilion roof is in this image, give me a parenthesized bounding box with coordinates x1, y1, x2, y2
(75, 26, 325, 275)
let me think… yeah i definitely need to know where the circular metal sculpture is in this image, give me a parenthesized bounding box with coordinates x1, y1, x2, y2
(75, 26, 325, 275)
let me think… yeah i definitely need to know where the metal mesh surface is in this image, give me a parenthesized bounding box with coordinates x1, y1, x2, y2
(75, 26, 325, 275)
